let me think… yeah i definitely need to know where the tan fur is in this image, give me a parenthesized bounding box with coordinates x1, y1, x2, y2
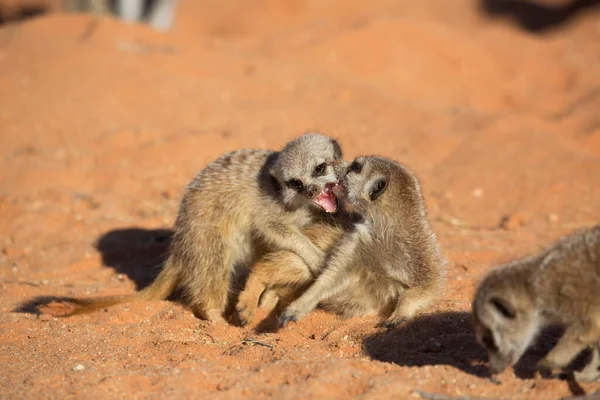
(46, 133, 347, 322)
(471, 225, 600, 380)
(236, 217, 346, 325)
(238, 156, 446, 328)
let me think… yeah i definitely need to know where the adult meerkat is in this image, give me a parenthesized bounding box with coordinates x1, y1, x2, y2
(237, 156, 446, 328)
(46, 133, 346, 323)
(471, 225, 600, 381)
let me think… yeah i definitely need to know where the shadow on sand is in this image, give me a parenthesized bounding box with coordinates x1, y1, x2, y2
(14, 227, 175, 315)
(363, 311, 574, 380)
(479, 0, 600, 33)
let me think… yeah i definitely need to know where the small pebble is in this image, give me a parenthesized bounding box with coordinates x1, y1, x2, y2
(72, 364, 85, 371)
(499, 213, 527, 229)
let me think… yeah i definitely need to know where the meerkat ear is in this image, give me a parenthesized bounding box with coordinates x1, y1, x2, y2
(369, 179, 388, 201)
(330, 139, 343, 159)
(267, 154, 284, 191)
(489, 296, 517, 319)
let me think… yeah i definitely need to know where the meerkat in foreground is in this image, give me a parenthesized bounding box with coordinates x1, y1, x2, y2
(44, 133, 346, 323)
(472, 225, 600, 381)
(237, 156, 446, 328)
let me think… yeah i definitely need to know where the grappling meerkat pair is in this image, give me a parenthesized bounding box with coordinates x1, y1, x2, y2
(237, 156, 447, 328)
(472, 225, 600, 382)
(50, 133, 347, 323)
(41, 133, 447, 327)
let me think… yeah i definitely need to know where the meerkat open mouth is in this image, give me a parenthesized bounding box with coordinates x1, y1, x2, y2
(313, 182, 339, 213)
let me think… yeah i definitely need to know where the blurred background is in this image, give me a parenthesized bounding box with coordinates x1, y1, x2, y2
(1, 0, 598, 233)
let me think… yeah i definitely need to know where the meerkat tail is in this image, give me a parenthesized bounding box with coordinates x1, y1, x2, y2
(54, 262, 179, 317)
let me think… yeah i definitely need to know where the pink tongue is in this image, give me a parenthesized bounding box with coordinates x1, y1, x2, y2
(315, 193, 337, 213)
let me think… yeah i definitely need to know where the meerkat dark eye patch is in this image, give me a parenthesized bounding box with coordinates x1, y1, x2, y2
(313, 163, 327, 177)
(482, 329, 499, 353)
(286, 178, 304, 192)
(369, 179, 387, 201)
(489, 297, 517, 320)
(348, 161, 362, 174)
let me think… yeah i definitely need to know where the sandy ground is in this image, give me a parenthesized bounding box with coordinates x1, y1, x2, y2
(1, 0, 600, 399)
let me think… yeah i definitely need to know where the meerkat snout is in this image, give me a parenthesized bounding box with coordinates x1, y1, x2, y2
(271, 133, 346, 213)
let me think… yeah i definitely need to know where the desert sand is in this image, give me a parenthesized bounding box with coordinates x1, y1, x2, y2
(1, 0, 599, 399)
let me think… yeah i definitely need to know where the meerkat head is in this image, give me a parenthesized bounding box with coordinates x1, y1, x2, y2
(271, 133, 347, 212)
(472, 267, 539, 375)
(341, 156, 423, 221)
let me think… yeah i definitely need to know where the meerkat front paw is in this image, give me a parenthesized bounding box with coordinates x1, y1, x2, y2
(278, 312, 298, 327)
(279, 300, 315, 327)
(378, 317, 407, 330)
(278, 305, 308, 327)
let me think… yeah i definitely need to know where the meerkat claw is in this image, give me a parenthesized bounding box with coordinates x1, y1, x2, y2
(278, 313, 298, 327)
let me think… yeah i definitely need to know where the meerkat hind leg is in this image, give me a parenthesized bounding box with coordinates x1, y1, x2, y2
(184, 242, 233, 323)
(258, 290, 279, 310)
(381, 287, 439, 329)
(237, 252, 313, 326)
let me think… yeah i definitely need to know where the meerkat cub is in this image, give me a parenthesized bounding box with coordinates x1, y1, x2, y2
(237, 156, 446, 328)
(47, 133, 346, 323)
(472, 225, 600, 381)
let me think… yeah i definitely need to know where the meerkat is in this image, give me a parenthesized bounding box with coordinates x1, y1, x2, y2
(45, 133, 347, 323)
(237, 156, 446, 328)
(471, 225, 600, 381)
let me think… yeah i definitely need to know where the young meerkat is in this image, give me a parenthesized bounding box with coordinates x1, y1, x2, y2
(472, 225, 600, 381)
(46, 133, 347, 323)
(238, 156, 446, 328)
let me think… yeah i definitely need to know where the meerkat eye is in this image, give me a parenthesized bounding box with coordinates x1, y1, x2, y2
(349, 161, 362, 173)
(489, 297, 516, 320)
(369, 179, 387, 201)
(286, 178, 304, 192)
(482, 329, 499, 353)
(313, 163, 327, 177)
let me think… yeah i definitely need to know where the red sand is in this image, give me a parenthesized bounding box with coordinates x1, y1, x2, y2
(1, 1, 599, 398)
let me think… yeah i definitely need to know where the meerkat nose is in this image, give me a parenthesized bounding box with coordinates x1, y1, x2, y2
(305, 184, 318, 197)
